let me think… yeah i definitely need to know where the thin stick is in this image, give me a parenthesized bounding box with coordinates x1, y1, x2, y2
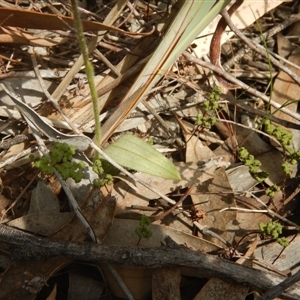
(151, 185, 194, 222)
(222, 13, 300, 73)
(221, 9, 300, 87)
(31, 54, 81, 135)
(183, 51, 300, 122)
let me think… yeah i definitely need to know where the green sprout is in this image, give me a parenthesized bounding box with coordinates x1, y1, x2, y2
(263, 119, 300, 175)
(31, 142, 85, 183)
(92, 158, 113, 187)
(135, 215, 153, 245)
(147, 137, 154, 145)
(238, 147, 269, 182)
(276, 237, 289, 248)
(265, 184, 280, 198)
(259, 221, 289, 247)
(196, 86, 221, 128)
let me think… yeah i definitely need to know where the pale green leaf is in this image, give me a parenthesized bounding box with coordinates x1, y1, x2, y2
(103, 134, 181, 180)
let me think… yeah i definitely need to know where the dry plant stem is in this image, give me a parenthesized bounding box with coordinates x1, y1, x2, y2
(219, 119, 281, 148)
(83, 54, 150, 104)
(220, 191, 300, 231)
(221, 206, 300, 231)
(0, 147, 33, 169)
(183, 51, 300, 122)
(283, 185, 300, 208)
(193, 221, 232, 248)
(0, 70, 69, 80)
(220, 8, 300, 87)
(94, 48, 121, 77)
(31, 54, 81, 135)
(257, 269, 300, 300)
(1, 225, 300, 299)
(223, 13, 300, 72)
(248, 192, 300, 231)
(121, 1, 141, 28)
(151, 185, 194, 222)
(231, 100, 300, 130)
(210, 0, 243, 89)
(142, 99, 174, 137)
(221, 207, 270, 214)
(0, 171, 38, 222)
(195, 83, 300, 130)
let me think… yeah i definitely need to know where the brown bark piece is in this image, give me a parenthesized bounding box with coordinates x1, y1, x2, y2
(1, 225, 299, 299)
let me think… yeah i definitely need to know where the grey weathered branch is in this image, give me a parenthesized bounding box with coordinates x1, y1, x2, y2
(0, 224, 299, 299)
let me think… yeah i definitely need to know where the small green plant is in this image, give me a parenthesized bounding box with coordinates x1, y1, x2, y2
(135, 215, 153, 245)
(238, 147, 269, 182)
(195, 86, 221, 128)
(259, 221, 289, 247)
(265, 184, 280, 198)
(31, 142, 85, 183)
(263, 119, 300, 175)
(147, 137, 154, 145)
(92, 159, 114, 187)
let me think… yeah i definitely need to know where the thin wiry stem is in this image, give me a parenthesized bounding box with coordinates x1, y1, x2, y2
(70, 0, 101, 155)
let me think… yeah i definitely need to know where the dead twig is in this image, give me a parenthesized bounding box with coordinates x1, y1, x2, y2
(220, 8, 300, 87)
(1, 224, 300, 299)
(223, 12, 300, 73)
(183, 51, 300, 122)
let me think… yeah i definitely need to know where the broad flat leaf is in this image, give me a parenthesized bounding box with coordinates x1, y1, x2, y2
(103, 134, 181, 180)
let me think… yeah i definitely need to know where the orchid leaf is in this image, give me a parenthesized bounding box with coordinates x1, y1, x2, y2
(103, 134, 181, 180)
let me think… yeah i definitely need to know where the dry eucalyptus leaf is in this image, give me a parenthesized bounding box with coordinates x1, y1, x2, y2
(7, 212, 74, 236)
(192, 167, 237, 247)
(185, 134, 215, 163)
(254, 234, 300, 275)
(29, 180, 60, 214)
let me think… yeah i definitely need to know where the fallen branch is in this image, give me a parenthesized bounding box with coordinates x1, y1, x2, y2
(0, 224, 299, 299)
